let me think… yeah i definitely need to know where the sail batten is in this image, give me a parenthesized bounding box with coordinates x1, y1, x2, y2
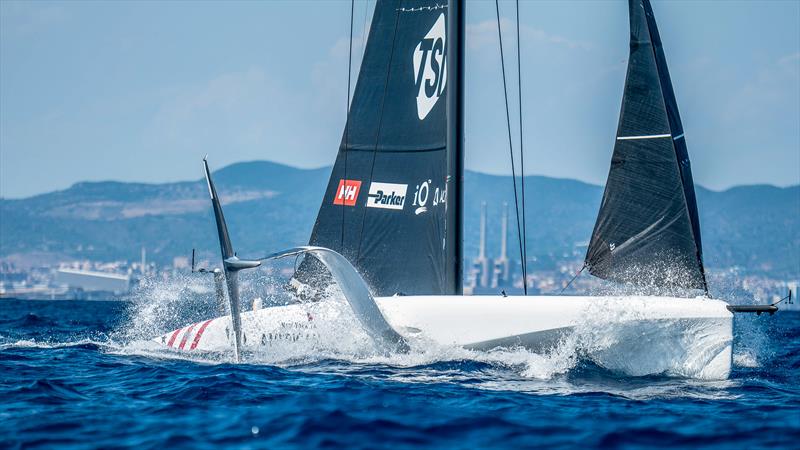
(585, 0, 707, 291)
(616, 134, 671, 140)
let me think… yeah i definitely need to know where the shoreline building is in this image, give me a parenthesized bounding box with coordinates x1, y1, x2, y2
(491, 202, 510, 289)
(469, 202, 514, 293)
(472, 202, 490, 289)
(55, 268, 130, 299)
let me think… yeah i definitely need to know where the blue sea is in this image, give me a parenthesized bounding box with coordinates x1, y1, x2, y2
(1, 298, 798, 449)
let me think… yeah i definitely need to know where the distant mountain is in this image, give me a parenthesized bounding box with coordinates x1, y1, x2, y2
(1, 161, 798, 278)
(0, 161, 329, 268)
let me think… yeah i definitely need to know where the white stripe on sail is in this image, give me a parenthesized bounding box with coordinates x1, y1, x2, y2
(616, 134, 672, 141)
(673, 133, 685, 140)
(204, 172, 214, 199)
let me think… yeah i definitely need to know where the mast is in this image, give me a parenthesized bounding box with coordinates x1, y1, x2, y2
(446, 0, 465, 295)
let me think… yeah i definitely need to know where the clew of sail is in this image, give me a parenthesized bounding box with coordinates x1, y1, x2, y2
(585, 0, 708, 291)
(295, 0, 462, 297)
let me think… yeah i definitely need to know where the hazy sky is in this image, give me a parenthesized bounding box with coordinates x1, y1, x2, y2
(1, 0, 798, 198)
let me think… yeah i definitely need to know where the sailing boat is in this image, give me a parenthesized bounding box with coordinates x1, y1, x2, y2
(153, 0, 753, 379)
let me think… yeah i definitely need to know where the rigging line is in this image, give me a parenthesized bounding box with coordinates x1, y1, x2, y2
(515, 0, 528, 295)
(355, 7, 402, 264)
(495, 0, 527, 295)
(560, 263, 586, 294)
(340, 0, 356, 252)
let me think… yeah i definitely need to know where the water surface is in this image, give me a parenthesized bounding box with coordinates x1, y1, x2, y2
(1, 299, 798, 449)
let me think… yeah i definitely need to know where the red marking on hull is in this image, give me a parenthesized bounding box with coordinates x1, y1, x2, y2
(190, 319, 214, 350)
(167, 328, 182, 348)
(178, 323, 197, 350)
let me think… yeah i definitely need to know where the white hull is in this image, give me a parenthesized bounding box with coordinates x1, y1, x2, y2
(153, 295, 733, 379)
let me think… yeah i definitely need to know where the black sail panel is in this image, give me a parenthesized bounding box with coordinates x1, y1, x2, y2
(585, 0, 706, 290)
(642, 0, 706, 279)
(297, 0, 453, 296)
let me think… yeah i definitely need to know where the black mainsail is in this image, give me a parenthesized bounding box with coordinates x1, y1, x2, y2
(297, 0, 464, 297)
(585, 0, 708, 292)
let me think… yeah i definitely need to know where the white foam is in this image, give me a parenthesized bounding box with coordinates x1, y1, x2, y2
(733, 351, 760, 368)
(0, 338, 112, 351)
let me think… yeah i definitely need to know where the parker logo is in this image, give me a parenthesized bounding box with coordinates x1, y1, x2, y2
(366, 182, 407, 210)
(413, 13, 447, 121)
(333, 179, 362, 206)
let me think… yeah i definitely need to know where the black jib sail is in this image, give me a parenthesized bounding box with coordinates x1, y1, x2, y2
(585, 0, 708, 292)
(296, 0, 463, 297)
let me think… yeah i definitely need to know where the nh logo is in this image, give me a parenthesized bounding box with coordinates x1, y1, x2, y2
(333, 179, 362, 207)
(413, 13, 447, 121)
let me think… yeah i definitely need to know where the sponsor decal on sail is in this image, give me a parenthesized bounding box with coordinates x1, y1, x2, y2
(333, 179, 362, 206)
(413, 13, 447, 121)
(412, 179, 447, 215)
(366, 182, 407, 210)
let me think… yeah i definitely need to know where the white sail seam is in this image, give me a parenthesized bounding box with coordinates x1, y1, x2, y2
(398, 4, 447, 12)
(616, 134, 671, 140)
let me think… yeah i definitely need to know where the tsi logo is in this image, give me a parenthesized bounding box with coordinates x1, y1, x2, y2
(333, 179, 362, 206)
(413, 13, 447, 121)
(366, 182, 407, 210)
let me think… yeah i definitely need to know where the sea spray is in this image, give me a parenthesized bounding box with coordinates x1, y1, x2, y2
(112, 269, 748, 382)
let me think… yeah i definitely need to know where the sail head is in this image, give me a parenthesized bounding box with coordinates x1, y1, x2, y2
(585, 0, 707, 291)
